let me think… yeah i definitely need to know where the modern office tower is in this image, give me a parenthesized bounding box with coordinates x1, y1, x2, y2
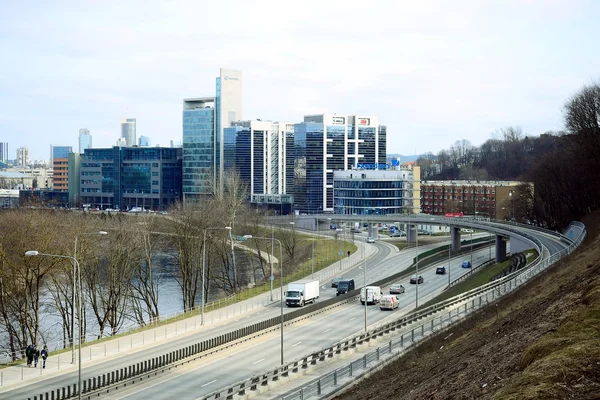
(223, 120, 294, 212)
(116, 137, 127, 147)
(68, 152, 81, 206)
(333, 164, 421, 215)
(183, 68, 242, 200)
(16, 146, 30, 166)
(121, 117, 137, 147)
(293, 114, 387, 214)
(79, 129, 92, 153)
(0, 142, 8, 164)
(50, 145, 73, 191)
(182, 97, 215, 198)
(80, 146, 182, 210)
(138, 135, 151, 147)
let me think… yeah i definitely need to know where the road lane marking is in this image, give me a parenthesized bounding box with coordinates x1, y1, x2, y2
(253, 358, 265, 364)
(349, 317, 356, 321)
(324, 328, 331, 333)
(293, 342, 302, 347)
(202, 380, 217, 387)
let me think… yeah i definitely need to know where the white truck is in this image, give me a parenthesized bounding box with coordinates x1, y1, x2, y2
(360, 286, 383, 305)
(286, 279, 320, 307)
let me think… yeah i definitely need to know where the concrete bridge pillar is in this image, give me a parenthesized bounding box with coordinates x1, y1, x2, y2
(450, 227, 461, 251)
(406, 224, 417, 243)
(495, 235, 508, 262)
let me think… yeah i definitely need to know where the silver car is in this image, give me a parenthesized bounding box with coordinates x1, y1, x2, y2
(389, 283, 405, 294)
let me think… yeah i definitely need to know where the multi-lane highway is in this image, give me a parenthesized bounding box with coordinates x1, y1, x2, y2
(5, 221, 570, 400)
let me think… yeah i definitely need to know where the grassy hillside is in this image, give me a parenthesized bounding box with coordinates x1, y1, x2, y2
(335, 213, 600, 399)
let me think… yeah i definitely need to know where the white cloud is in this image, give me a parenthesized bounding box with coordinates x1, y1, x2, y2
(0, 0, 599, 159)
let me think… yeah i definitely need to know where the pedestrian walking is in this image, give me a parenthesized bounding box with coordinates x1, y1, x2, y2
(33, 345, 40, 367)
(40, 345, 48, 368)
(25, 344, 33, 367)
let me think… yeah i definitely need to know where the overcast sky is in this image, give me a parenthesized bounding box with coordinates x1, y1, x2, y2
(1, 0, 599, 161)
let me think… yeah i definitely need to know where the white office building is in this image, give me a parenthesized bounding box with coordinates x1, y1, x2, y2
(121, 117, 137, 147)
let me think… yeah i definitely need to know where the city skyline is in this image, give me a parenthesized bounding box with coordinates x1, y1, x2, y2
(1, 1, 599, 160)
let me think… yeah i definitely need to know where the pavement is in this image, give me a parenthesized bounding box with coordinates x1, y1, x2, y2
(0, 235, 384, 392)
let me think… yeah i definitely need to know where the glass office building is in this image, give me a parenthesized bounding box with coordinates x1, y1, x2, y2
(333, 166, 421, 215)
(79, 129, 92, 153)
(223, 120, 294, 212)
(183, 68, 242, 200)
(293, 114, 387, 214)
(182, 98, 215, 197)
(80, 146, 182, 210)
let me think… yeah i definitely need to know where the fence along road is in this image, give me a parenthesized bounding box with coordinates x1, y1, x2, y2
(12, 219, 564, 400)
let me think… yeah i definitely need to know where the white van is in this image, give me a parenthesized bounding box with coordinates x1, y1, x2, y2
(360, 286, 383, 305)
(379, 294, 400, 310)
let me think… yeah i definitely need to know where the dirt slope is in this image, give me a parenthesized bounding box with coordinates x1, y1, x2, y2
(334, 213, 600, 400)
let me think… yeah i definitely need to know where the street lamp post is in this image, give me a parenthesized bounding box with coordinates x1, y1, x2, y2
(242, 235, 284, 365)
(448, 224, 451, 285)
(202, 226, 232, 325)
(25, 251, 84, 400)
(363, 233, 367, 332)
(415, 225, 419, 308)
(71, 231, 108, 365)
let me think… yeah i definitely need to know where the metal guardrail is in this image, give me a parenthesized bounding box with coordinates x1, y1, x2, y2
(198, 223, 585, 400)
(23, 220, 567, 400)
(274, 223, 587, 400)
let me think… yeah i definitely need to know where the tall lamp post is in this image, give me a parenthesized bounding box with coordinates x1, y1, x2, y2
(72, 231, 108, 364)
(242, 235, 284, 365)
(202, 226, 232, 325)
(25, 251, 84, 400)
(448, 224, 452, 286)
(415, 224, 420, 308)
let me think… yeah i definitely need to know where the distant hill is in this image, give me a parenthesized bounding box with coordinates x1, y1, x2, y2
(386, 154, 421, 163)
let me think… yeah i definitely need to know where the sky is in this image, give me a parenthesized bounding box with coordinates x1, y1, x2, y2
(1, 0, 599, 161)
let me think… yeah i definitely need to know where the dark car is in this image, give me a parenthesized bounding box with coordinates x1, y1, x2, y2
(331, 276, 345, 288)
(461, 260, 472, 268)
(336, 279, 355, 295)
(410, 275, 424, 284)
(435, 266, 447, 275)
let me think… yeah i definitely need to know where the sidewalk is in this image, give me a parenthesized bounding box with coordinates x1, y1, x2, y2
(0, 237, 379, 392)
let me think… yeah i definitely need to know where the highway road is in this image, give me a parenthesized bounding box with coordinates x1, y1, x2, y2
(7, 225, 567, 400)
(4, 237, 437, 399)
(95, 247, 496, 400)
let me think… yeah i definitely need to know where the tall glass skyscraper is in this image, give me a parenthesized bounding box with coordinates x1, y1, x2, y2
(138, 135, 151, 147)
(0, 142, 8, 164)
(182, 68, 242, 199)
(79, 129, 92, 153)
(293, 114, 387, 213)
(182, 98, 215, 197)
(121, 117, 137, 147)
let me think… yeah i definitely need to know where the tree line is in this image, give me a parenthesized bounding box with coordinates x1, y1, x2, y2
(0, 175, 312, 360)
(417, 81, 600, 229)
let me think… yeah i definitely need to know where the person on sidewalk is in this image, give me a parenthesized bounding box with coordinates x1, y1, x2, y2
(25, 344, 33, 367)
(40, 345, 48, 368)
(33, 346, 40, 367)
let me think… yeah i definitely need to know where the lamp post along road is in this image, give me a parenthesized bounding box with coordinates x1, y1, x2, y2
(71, 231, 108, 365)
(243, 235, 284, 365)
(26, 251, 84, 400)
(202, 227, 232, 325)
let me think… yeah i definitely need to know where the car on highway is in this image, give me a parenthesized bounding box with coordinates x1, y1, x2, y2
(331, 276, 345, 288)
(367, 236, 375, 243)
(389, 283, 405, 294)
(435, 266, 447, 275)
(389, 230, 406, 238)
(336, 279, 355, 295)
(410, 275, 424, 284)
(379, 294, 400, 310)
(462, 260, 472, 268)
